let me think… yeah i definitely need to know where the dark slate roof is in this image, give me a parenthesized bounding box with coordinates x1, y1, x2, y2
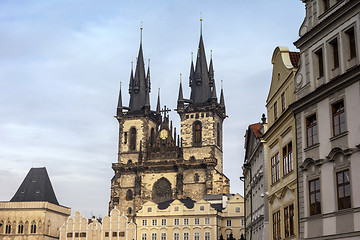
(10, 167, 59, 205)
(157, 198, 195, 210)
(210, 203, 223, 212)
(289, 51, 300, 68)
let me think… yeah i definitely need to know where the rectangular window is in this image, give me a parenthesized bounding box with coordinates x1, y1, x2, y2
(194, 232, 200, 240)
(142, 233, 147, 240)
(161, 233, 166, 240)
(281, 92, 285, 112)
(272, 211, 281, 240)
(332, 100, 346, 136)
(271, 152, 280, 184)
(346, 27, 356, 59)
(322, 0, 330, 12)
(306, 115, 318, 147)
(67, 233, 73, 238)
(152, 219, 157, 226)
(309, 179, 321, 215)
(142, 219, 148, 226)
(274, 101, 278, 120)
(75, 233, 79, 237)
(183, 232, 189, 240)
(174, 218, 180, 226)
(119, 232, 125, 237)
(80, 232, 86, 237)
(112, 232, 117, 237)
(337, 170, 351, 210)
(283, 142, 293, 176)
(194, 218, 200, 225)
(315, 48, 324, 78)
(174, 206, 179, 211)
(152, 233, 157, 240)
(284, 204, 295, 237)
(124, 132, 127, 144)
(226, 220, 232, 227)
(204, 217, 210, 225)
(161, 219, 167, 226)
(205, 232, 211, 240)
(104, 232, 109, 237)
(184, 218, 189, 225)
(174, 233, 180, 240)
(330, 38, 339, 69)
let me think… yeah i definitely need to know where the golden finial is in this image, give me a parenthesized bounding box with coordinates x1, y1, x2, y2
(200, 12, 203, 35)
(140, 21, 143, 44)
(200, 12, 203, 21)
(211, 49, 213, 59)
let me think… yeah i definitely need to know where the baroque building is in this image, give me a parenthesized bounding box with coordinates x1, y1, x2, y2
(263, 47, 299, 240)
(135, 194, 244, 240)
(109, 23, 230, 219)
(0, 167, 70, 240)
(293, 0, 360, 239)
(243, 118, 269, 240)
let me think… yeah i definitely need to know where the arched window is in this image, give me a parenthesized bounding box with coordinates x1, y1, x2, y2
(150, 128, 155, 146)
(194, 173, 199, 183)
(129, 127, 137, 151)
(194, 121, 202, 144)
(5, 222, 11, 234)
(18, 222, 24, 234)
(217, 123, 221, 147)
(152, 177, 172, 203)
(127, 207, 132, 215)
(30, 222, 36, 234)
(126, 189, 133, 201)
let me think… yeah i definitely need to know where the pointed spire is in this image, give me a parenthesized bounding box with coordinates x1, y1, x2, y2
(220, 80, 225, 107)
(129, 61, 134, 94)
(189, 52, 194, 87)
(117, 81, 123, 116)
(145, 58, 150, 107)
(211, 81, 217, 101)
(178, 74, 184, 101)
(156, 88, 161, 114)
(209, 50, 214, 87)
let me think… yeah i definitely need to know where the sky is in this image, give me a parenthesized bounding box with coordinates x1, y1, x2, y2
(0, 0, 305, 218)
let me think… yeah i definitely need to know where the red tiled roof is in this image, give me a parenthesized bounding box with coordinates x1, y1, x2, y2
(249, 123, 263, 138)
(289, 51, 300, 68)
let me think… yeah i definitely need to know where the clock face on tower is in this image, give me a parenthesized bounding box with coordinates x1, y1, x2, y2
(160, 129, 168, 140)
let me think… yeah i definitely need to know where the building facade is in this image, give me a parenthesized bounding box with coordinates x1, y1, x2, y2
(109, 23, 229, 219)
(263, 47, 299, 240)
(59, 208, 136, 240)
(293, 0, 360, 239)
(243, 119, 269, 240)
(0, 168, 70, 240)
(135, 194, 244, 240)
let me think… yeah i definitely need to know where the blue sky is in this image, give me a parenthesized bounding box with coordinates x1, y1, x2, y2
(0, 0, 305, 217)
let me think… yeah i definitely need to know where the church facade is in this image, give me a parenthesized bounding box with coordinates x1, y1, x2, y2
(108, 24, 230, 219)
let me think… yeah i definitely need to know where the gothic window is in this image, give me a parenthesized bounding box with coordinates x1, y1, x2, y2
(129, 127, 137, 151)
(194, 173, 199, 183)
(124, 132, 128, 144)
(193, 121, 202, 144)
(18, 222, 24, 234)
(5, 222, 11, 234)
(126, 189, 133, 201)
(217, 123, 221, 147)
(152, 177, 172, 203)
(127, 207, 132, 215)
(150, 128, 155, 146)
(30, 222, 36, 234)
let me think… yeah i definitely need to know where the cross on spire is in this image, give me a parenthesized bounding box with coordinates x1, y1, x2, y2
(160, 105, 171, 118)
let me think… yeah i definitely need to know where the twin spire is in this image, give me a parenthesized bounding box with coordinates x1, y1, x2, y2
(117, 19, 226, 118)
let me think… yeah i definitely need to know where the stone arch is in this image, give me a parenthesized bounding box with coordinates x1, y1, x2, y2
(126, 189, 133, 201)
(152, 177, 172, 203)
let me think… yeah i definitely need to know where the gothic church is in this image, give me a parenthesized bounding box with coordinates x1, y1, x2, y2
(109, 24, 230, 218)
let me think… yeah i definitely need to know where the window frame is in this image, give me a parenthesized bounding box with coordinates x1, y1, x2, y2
(129, 127, 137, 151)
(306, 114, 318, 147)
(271, 152, 280, 184)
(336, 169, 351, 210)
(272, 210, 281, 240)
(329, 38, 340, 69)
(281, 92, 285, 112)
(283, 142, 293, 176)
(346, 27, 357, 60)
(193, 121, 202, 145)
(274, 101, 278, 120)
(309, 178, 321, 216)
(332, 100, 346, 136)
(284, 204, 295, 237)
(315, 48, 324, 79)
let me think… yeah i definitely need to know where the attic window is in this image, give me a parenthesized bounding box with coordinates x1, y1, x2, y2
(200, 206, 205, 211)
(36, 190, 40, 194)
(32, 180, 36, 183)
(21, 190, 25, 194)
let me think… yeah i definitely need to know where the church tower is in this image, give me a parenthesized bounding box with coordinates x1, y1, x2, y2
(109, 22, 229, 218)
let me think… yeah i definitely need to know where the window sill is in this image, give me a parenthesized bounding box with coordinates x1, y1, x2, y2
(304, 143, 320, 152)
(330, 131, 348, 141)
